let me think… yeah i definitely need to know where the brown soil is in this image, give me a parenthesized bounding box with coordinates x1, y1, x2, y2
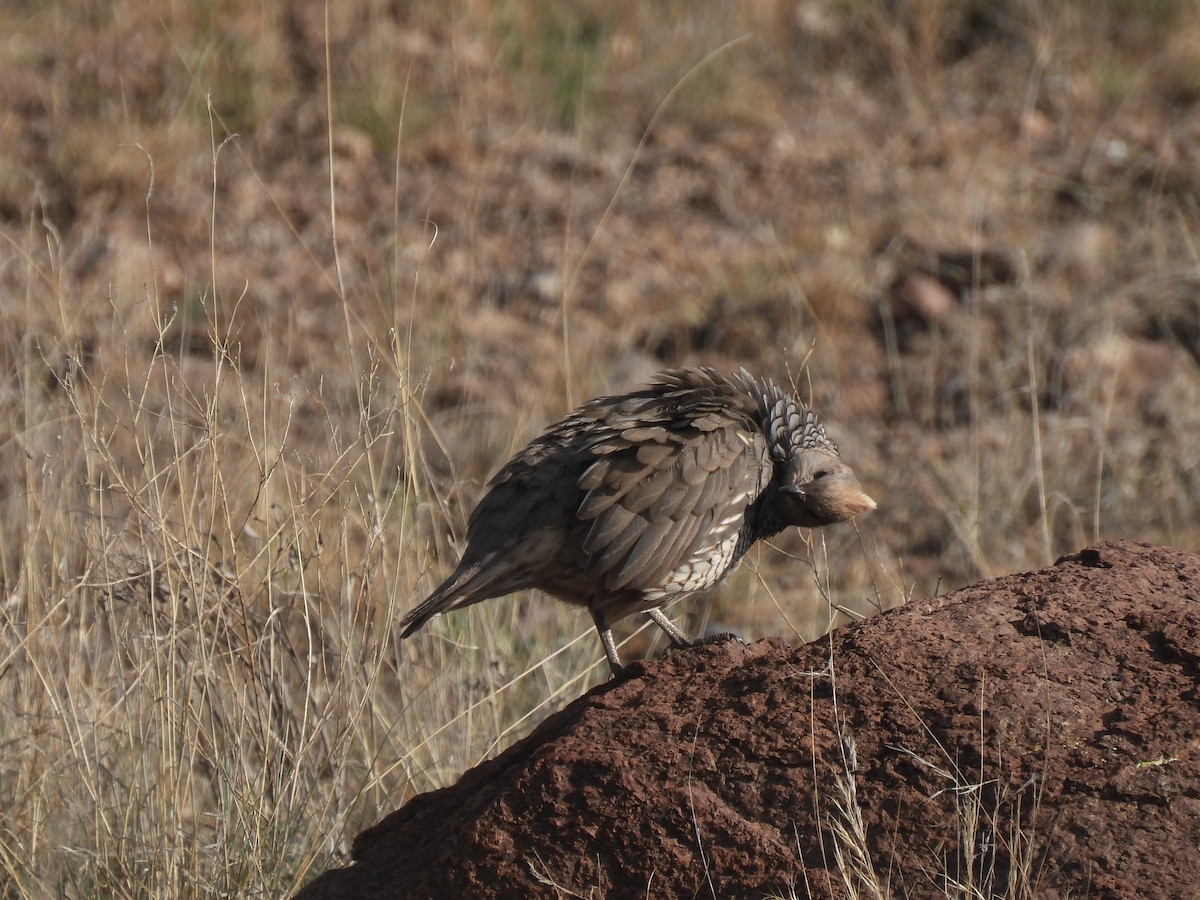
(296, 539, 1200, 899)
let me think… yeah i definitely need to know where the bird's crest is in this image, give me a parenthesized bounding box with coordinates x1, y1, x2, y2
(733, 369, 837, 462)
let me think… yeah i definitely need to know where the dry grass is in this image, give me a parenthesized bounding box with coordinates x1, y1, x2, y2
(818, 729, 1048, 900)
(1, 0, 1198, 894)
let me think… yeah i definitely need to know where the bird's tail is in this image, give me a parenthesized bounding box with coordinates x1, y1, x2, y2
(399, 559, 507, 639)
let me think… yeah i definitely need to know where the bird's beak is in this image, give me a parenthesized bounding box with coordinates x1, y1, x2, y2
(784, 475, 876, 523)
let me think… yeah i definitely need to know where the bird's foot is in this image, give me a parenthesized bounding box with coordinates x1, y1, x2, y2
(658, 630, 744, 659)
(689, 630, 744, 649)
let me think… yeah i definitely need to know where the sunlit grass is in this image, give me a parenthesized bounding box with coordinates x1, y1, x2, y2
(0, 0, 1198, 895)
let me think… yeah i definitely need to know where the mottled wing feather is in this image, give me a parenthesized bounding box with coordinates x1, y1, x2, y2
(581, 499, 639, 554)
(621, 425, 669, 443)
(578, 411, 769, 593)
(620, 467, 676, 514)
(609, 513, 683, 589)
(636, 505, 708, 589)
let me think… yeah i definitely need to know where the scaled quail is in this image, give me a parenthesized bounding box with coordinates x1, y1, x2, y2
(401, 367, 875, 675)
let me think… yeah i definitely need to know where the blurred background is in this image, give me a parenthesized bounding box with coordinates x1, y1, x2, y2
(1, 0, 1198, 894)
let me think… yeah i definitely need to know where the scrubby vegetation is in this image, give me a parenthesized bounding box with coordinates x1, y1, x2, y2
(1, 0, 1197, 894)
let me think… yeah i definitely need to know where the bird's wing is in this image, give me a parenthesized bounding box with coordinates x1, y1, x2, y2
(576, 410, 771, 593)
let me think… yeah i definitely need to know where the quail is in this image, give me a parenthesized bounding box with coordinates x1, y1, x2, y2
(401, 367, 875, 676)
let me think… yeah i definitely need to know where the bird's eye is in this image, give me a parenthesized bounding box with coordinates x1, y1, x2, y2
(813, 469, 831, 479)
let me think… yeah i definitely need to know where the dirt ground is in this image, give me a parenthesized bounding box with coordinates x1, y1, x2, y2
(297, 539, 1200, 899)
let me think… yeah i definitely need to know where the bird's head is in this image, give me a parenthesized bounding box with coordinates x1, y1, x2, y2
(732, 367, 877, 531)
(776, 447, 876, 528)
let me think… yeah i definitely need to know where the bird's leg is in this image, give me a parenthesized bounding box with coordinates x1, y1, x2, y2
(647, 607, 742, 653)
(591, 609, 626, 678)
(646, 607, 693, 648)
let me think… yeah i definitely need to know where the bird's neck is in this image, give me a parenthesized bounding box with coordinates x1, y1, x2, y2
(746, 492, 792, 542)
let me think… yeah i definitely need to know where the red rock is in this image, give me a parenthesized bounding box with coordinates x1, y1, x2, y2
(297, 540, 1200, 899)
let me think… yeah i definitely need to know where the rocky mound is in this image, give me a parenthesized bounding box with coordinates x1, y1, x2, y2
(297, 540, 1200, 899)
